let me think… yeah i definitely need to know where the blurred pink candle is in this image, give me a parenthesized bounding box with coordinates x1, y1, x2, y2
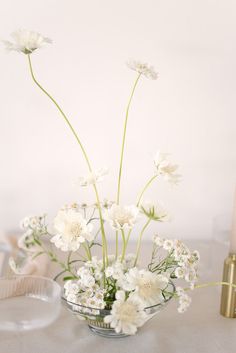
(230, 188, 236, 254)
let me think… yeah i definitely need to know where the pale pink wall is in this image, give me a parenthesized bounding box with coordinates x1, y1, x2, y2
(0, 0, 236, 240)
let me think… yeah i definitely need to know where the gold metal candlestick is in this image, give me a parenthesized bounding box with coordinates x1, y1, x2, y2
(220, 253, 236, 318)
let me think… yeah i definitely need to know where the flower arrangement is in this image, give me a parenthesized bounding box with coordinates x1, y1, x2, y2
(4, 30, 200, 336)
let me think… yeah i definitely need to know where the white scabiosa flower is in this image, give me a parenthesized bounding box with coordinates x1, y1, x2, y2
(104, 290, 147, 335)
(77, 167, 109, 187)
(51, 208, 93, 252)
(141, 201, 169, 222)
(127, 60, 158, 80)
(119, 268, 169, 306)
(154, 151, 181, 184)
(104, 204, 139, 230)
(3, 30, 52, 54)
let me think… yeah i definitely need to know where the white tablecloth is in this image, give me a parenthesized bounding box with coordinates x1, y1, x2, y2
(0, 241, 235, 353)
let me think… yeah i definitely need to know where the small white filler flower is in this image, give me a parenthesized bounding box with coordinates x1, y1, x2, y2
(127, 60, 158, 80)
(51, 208, 93, 251)
(104, 204, 139, 230)
(104, 290, 147, 335)
(3, 30, 52, 54)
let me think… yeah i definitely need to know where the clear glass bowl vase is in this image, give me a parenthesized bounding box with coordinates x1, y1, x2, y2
(0, 275, 61, 331)
(62, 281, 175, 338)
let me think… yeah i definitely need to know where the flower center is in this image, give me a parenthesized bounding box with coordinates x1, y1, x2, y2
(118, 302, 137, 322)
(117, 213, 130, 226)
(138, 280, 156, 299)
(66, 222, 83, 239)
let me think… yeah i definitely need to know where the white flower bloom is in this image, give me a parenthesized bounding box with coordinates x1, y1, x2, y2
(177, 293, 192, 313)
(9, 257, 20, 274)
(175, 286, 185, 296)
(78, 168, 108, 187)
(175, 267, 186, 279)
(3, 30, 51, 54)
(163, 239, 174, 252)
(153, 234, 164, 247)
(141, 202, 169, 222)
(17, 230, 38, 253)
(154, 151, 181, 184)
(172, 241, 191, 262)
(78, 274, 95, 289)
(127, 60, 158, 80)
(105, 261, 125, 280)
(124, 253, 136, 269)
(105, 266, 114, 278)
(64, 280, 106, 310)
(105, 204, 139, 230)
(20, 217, 30, 229)
(184, 270, 198, 283)
(104, 290, 147, 335)
(51, 208, 93, 252)
(102, 199, 115, 209)
(192, 250, 200, 262)
(119, 268, 169, 306)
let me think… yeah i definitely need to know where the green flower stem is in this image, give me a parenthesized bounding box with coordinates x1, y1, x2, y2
(125, 229, 132, 251)
(87, 242, 92, 260)
(115, 73, 141, 259)
(27, 55, 108, 267)
(115, 232, 119, 259)
(190, 281, 236, 291)
(67, 251, 72, 270)
(82, 243, 92, 261)
(122, 174, 158, 258)
(136, 174, 158, 207)
(116, 72, 142, 205)
(121, 229, 126, 261)
(134, 218, 152, 266)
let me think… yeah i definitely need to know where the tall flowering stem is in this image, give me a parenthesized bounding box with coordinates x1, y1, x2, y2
(122, 175, 158, 259)
(136, 174, 158, 207)
(134, 218, 152, 266)
(116, 72, 142, 204)
(116, 73, 142, 258)
(27, 55, 108, 267)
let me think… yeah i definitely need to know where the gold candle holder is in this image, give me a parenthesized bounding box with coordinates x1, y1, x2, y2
(220, 253, 236, 318)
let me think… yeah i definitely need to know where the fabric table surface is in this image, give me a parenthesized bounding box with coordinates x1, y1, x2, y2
(0, 241, 235, 353)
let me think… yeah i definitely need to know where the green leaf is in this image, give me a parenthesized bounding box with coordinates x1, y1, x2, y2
(63, 276, 77, 281)
(32, 251, 45, 260)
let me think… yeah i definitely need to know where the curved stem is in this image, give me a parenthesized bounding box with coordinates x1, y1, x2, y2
(136, 174, 158, 207)
(82, 243, 92, 261)
(27, 55, 108, 267)
(134, 218, 152, 266)
(190, 281, 236, 291)
(116, 73, 142, 205)
(123, 229, 131, 255)
(123, 174, 158, 256)
(115, 231, 119, 259)
(121, 229, 126, 261)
